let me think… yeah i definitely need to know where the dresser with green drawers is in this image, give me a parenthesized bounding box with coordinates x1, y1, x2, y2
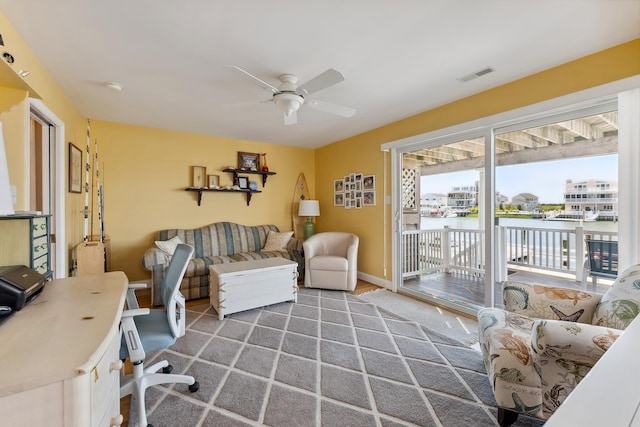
(0, 214, 52, 278)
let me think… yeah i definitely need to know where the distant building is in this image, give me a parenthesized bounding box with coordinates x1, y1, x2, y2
(447, 182, 478, 208)
(563, 179, 618, 220)
(512, 193, 539, 211)
(495, 192, 509, 208)
(421, 193, 448, 207)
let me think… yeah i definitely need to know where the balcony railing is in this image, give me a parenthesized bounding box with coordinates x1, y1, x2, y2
(402, 225, 617, 282)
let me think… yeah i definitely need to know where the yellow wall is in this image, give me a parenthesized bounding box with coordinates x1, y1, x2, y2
(90, 121, 314, 280)
(1, 5, 638, 285)
(0, 11, 87, 272)
(317, 38, 640, 284)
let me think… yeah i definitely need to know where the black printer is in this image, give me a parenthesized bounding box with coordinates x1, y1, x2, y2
(0, 265, 47, 311)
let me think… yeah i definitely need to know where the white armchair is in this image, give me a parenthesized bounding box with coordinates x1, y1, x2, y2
(303, 232, 359, 291)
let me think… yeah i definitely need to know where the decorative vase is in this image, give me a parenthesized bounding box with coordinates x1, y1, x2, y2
(261, 153, 269, 172)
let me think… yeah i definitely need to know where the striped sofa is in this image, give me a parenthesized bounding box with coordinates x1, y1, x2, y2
(142, 222, 304, 306)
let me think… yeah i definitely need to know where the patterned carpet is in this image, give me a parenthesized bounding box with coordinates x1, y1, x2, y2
(129, 288, 544, 426)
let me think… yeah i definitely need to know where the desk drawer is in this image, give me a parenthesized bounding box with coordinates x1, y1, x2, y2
(32, 216, 48, 237)
(91, 329, 122, 426)
(33, 235, 48, 258)
(33, 255, 48, 275)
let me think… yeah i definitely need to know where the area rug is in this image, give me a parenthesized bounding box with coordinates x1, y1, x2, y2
(356, 289, 480, 347)
(130, 288, 544, 427)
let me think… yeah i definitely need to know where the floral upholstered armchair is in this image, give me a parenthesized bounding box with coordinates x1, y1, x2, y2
(478, 264, 640, 426)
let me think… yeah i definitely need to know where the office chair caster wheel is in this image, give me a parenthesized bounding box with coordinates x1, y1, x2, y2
(162, 364, 173, 374)
(189, 381, 200, 392)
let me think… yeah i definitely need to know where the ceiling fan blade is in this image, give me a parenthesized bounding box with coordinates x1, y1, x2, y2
(306, 99, 355, 118)
(227, 65, 279, 94)
(284, 111, 297, 126)
(296, 69, 345, 96)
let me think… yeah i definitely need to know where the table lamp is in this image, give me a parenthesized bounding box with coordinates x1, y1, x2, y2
(299, 200, 320, 240)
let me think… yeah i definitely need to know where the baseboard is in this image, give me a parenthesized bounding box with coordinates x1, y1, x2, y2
(357, 271, 391, 290)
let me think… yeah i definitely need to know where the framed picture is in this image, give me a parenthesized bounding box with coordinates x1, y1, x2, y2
(363, 175, 375, 190)
(363, 191, 376, 206)
(237, 176, 249, 189)
(208, 174, 220, 188)
(334, 179, 344, 192)
(68, 143, 82, 193)
(237, 151, 260, 171)
(334, 193, 344, 206)
(192, 166, 206, 188)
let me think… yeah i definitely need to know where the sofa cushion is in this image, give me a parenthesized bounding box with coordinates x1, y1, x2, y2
(263, 230, 293, 251)
(231, 250, 292, 262)
(184, 255, 236, 278)
(592, 264, 640, 329)
(158, 222, 278, 258)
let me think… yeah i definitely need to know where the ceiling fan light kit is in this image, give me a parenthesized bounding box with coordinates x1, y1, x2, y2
(229, 66, 355, 126)
(274, 92, 303, 117)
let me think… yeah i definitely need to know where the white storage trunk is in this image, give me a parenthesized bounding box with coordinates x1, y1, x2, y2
(209, 257, 299, 320)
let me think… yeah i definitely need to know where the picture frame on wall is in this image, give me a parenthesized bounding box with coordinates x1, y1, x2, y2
(237, 151, 260, 171)
(334, 179, 344, 193)
(237, 176, 249, 189)
(363, 191, 376, 206)
(363, 175, 375, 190)
(192, 166, 206, 188)
(68, 143, 82, 193)
(334, 193, 344, 206)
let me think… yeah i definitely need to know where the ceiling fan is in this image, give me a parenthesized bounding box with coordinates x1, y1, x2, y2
(228, 66, 356, 125)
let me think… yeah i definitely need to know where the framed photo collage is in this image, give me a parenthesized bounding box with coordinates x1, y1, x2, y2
(333, 173, 376, 209)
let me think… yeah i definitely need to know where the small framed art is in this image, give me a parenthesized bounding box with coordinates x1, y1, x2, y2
(237, 152, 260, 171)
(68, 143, 82, 193)
(192, 166, 206, 188)
(237, 176, 249, 189)
(208, 174, 220, 188)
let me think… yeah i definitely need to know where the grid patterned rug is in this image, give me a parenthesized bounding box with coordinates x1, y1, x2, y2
(129, 288, 544, 427)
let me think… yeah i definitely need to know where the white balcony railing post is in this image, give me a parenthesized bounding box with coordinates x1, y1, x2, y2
(575, 226, 585, 282)
(443, 226, 451, 273)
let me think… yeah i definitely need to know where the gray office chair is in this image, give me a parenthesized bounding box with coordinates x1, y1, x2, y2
(120, 243, 199, 427)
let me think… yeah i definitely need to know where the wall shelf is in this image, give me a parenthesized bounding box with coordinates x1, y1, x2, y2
(186, 168, 275, 206)
(185, 187, 262, 206)
(222, 168, 276, 187)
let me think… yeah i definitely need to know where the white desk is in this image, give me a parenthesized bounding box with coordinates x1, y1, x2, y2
(0, 272, 128, 427)
(545, 314, 640, 427)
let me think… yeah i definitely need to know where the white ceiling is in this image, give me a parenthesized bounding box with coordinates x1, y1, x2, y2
(1, 1, 639, 149)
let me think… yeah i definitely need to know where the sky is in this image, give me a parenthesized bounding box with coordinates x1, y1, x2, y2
(421, 154, 618, 204)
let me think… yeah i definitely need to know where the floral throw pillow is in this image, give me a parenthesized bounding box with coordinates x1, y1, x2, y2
(592, 264, 640, 329)
(263, 231, 293, 251)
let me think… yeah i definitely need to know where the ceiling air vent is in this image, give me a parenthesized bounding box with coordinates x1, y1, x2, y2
(457, 66, 495, 83)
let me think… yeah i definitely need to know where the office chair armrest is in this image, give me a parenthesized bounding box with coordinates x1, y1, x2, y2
(120, 309, 150, 363)
(122, 308, 150, 318)
(125, 282, 149, 309)
(128, 282, 149, 290)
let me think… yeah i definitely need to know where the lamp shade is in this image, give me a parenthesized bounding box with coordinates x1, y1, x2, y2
(298, 200, 320, 217)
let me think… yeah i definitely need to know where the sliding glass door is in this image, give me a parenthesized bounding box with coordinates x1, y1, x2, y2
(493, 109, 619, 297)
(399, 135, 487, 314)
(387, 86, 639, 315)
